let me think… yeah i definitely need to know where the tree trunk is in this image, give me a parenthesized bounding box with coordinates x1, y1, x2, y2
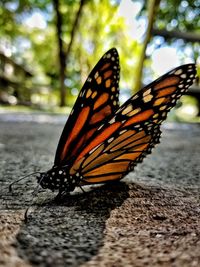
(133, 0, 160, 93)
(65, 0, 86, 66)
(53, 0, 86, 107)
(53, 0, 66, 107)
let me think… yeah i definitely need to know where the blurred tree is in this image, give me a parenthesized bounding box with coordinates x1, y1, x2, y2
(134, 0, 160, 92)
(1, 0, 133, 107)
(68, 0, 140, 103)
(53, 0, 86, 107)
(134, 0, 200, 92)
(1, 0, 198, 109)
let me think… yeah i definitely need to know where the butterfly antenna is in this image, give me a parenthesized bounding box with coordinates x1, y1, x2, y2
(9, 171, 42, 193)
(24, 176, 44, 223)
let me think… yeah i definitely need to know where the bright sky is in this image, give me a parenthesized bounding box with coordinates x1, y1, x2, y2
(151, 47, 180, 75)
(118, 0, 145, 40)
(117, 0, 184, 75)
(24, 12, 47, 29)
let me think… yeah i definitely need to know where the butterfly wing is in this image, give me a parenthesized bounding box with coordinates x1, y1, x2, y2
(54, 48, 120, 165)
(70, 124, 161, 183)
(68, 63, 196, 183)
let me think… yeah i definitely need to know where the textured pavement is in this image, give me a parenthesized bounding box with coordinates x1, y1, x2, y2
(0, 118, 200, 267)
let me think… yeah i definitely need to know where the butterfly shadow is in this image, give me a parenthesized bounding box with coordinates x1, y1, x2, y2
(16, 181, 129, 266)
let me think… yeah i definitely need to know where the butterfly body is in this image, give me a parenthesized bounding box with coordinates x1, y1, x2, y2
(37, 165, 78, 193)
(36, 48, 196, 196)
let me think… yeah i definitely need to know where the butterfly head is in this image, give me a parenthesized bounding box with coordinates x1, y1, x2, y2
(37, 165, 78, 193)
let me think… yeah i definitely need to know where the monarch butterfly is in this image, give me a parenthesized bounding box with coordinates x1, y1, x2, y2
(10, 48, 197, 200)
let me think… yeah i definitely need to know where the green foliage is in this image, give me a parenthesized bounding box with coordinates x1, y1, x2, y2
(1, 0, 138, 106)
(140, 0, 200, 31)
(135, 0, 199, 94)
(0, 0, 199, 112)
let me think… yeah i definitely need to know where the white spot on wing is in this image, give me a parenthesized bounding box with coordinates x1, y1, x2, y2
(181, 74, 186, 78)
(109, 117, 116, 124)
(174, 69, 182, 75)
(108, 137, 114, 143)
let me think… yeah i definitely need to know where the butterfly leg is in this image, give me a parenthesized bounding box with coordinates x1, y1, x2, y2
(54, 190, 70, 203)
(79, 185, 86, 194)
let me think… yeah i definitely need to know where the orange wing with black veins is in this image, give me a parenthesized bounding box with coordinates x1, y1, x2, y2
(69, 64, 196, 184)
(54, 48, 120, 165)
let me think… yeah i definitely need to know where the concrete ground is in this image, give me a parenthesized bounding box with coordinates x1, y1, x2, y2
(0, 116, 200, 267)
